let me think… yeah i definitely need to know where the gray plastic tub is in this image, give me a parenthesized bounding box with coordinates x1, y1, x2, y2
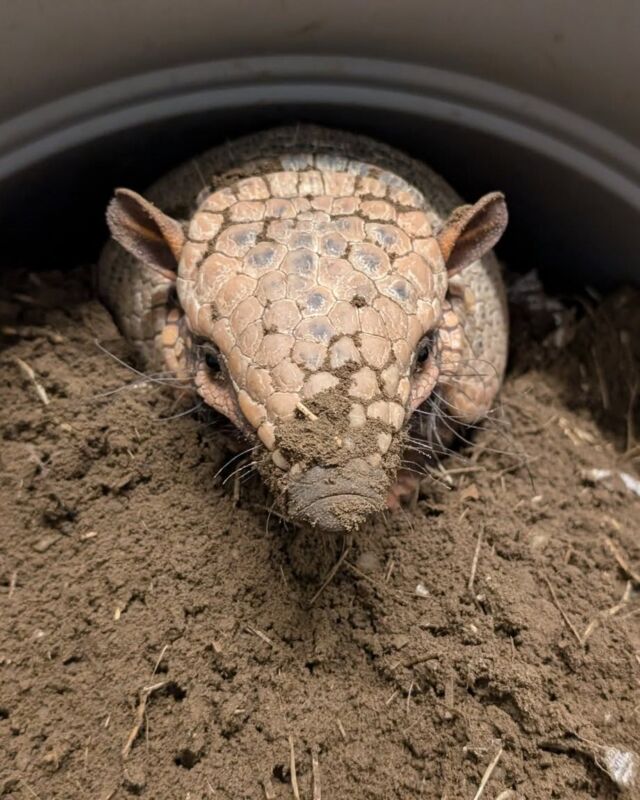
(1, 3, 638, 285)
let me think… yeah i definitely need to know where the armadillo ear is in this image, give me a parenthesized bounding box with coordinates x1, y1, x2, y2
(106, 188, 185, 278)
(436, 192, 508, 275)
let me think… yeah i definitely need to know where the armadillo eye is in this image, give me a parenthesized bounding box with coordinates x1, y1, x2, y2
(205, 351, 220, 372)
(415, 333, 434, 369)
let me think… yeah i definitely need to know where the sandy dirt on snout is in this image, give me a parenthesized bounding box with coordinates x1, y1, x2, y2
(0, 268, 639, 800)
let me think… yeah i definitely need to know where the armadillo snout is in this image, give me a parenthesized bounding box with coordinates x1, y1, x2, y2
(286, 459, 390, 532)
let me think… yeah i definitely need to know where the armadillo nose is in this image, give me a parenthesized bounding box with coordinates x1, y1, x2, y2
(294, 494, 378, 532)
(287, 460, 390, 532)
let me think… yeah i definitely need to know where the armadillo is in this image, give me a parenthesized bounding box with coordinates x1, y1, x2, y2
(97, 125, 508, 532)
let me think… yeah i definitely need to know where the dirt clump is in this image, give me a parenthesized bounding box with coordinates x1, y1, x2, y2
(0, 269, 639, 799)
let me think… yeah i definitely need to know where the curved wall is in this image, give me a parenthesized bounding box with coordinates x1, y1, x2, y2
(0, 4, 638, 285)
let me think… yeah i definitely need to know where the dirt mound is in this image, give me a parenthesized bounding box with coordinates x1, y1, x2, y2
(0, 269, 638, 799)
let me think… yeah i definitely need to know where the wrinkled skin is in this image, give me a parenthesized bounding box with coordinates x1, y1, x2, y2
(97, 126, 508, 531)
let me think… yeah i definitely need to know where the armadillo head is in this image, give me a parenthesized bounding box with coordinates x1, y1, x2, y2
(107, 157, 506, 532)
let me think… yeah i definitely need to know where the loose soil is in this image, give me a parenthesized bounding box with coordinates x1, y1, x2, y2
(0, 269, 639, 799)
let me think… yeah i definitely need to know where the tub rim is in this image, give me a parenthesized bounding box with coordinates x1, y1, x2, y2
(0, 54, 638, 212)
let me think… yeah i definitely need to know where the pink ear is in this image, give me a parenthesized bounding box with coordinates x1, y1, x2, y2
(106, 188, 185, 278)
(436, 192, 508, 275)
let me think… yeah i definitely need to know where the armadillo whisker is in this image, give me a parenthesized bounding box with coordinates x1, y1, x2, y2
(428, 390, 527, 461)
(93, 340, 193, 389)
(394, 503, 416, 536)
(92, 377, 150, 399)
(403, 443, 439, 461)
(264, 498, 290, 536)
(92, 371, 192, 399)
(221, 460, 258, 487)
(156, 401, 204, 422)
(412, 406, 499, 435)
(239, 470, 258, 487)
(399, 455, 431, 473)
(404, 437, 466, 463)
(413, 398, 515, 455)
(438, 355, 501, 381)
(214, 446, 259, 481)
(399, 464, 427, 478)
(400, 459, 454, 492)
